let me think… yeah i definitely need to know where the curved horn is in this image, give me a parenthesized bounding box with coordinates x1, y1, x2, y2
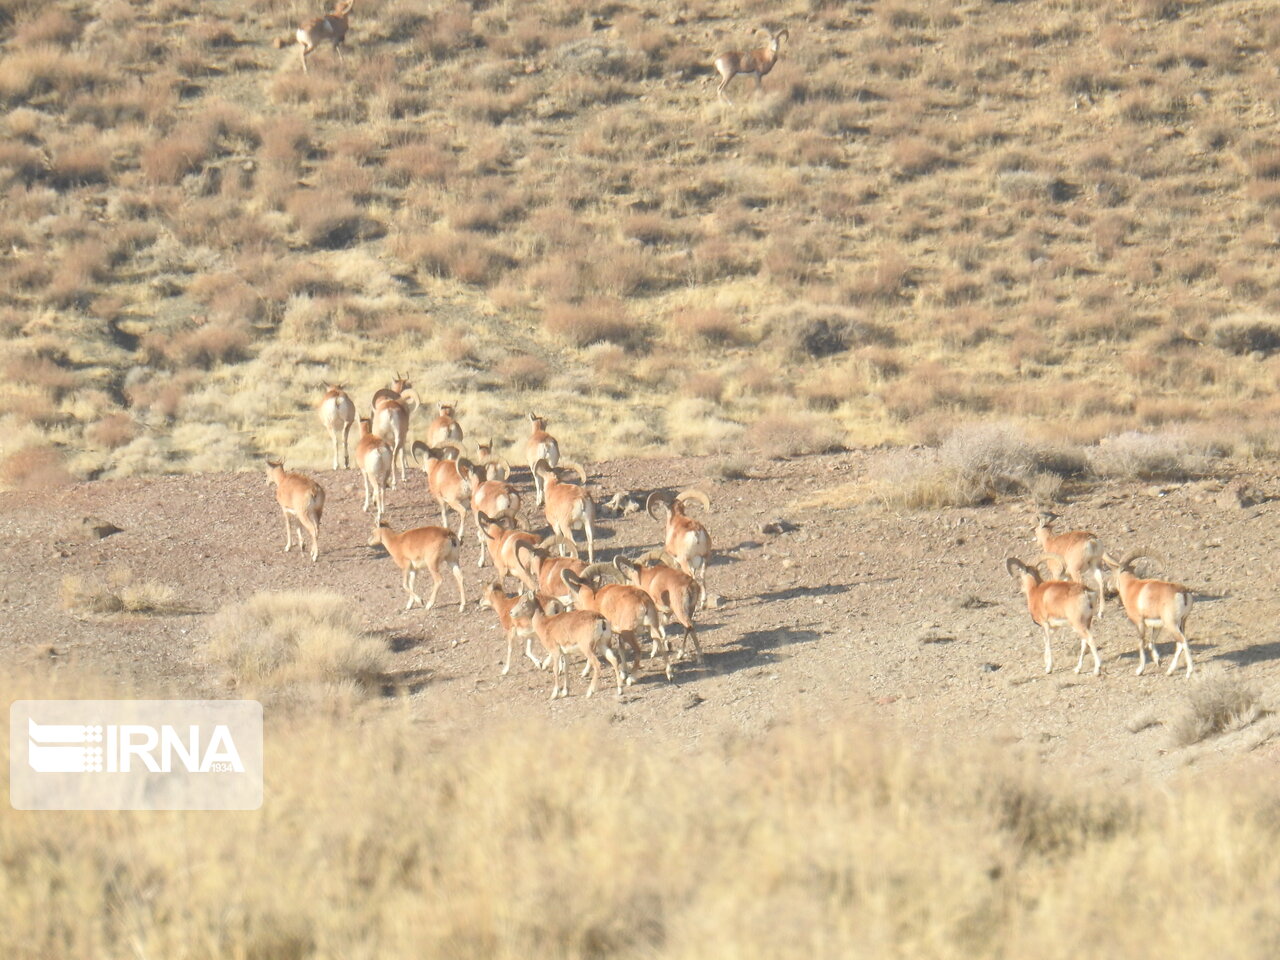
(614, 555, 641, 583)
(581, 562, 622, 584)
(1005, 557, 1032, 579)
(561, 568, 588, 593)
(646, 491, 674, 521)
(265, 457, 283, 468)
(676, 488, 711, 512)
(559, 460, 588, 484)
(640, 548, 676, 567)
(533, 458, 552, 478)
(1037, 553, 1067, 579)
(513, 539, 541, 581)
(1115, 548, 1163, 573)
(538, 532, 568, 550)
(775, 28, 789, 42)
(410, 440, 431, 466)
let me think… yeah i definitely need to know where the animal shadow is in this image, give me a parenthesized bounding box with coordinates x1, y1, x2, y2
(709, 626, 822, 674)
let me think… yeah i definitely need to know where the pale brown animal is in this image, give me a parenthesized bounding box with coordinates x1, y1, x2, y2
(535, 459, 596, 562)
(354, 418, 392, 522)
(525, 413, 560, 506)
(1005, 556, 1101, 676)
(616, 554, 703, 666)
(317, 384, 355, 469)
(480, 581, 542, 676)
(646, 489, 712, 610)
(512, 592, 622, 700)
(369, 521, 466, 612)
(264, 459, 325, 562)
(1104, 550, 1195, 677)
(714, 28, 788, 104)
(275, 0, 355, 74)
(1034, 512, 1107, 618)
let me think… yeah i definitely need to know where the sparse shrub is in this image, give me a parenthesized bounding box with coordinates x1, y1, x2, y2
(1171, 673, 1263, 747)
(61, 568, 179, 616)
(86, 412, 136, 449)
(873, 422, 1073, 509)
(672, 308, 747, 347)
(768, 306, 894, 360)
(1088, 430, 1209, 480)
(745, 413, 844, 460)
(496, 354, 550, 390)
(0, 443, 71, 489)
(543, 299, 643, 349)
(1210, 313, 1280, 356)
(205, 592, 389, 707)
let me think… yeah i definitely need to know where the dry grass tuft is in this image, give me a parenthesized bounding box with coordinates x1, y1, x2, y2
(205, 592, 390, 708)
(1171, 672, 1264, 747)
(61, 568, 181, 616)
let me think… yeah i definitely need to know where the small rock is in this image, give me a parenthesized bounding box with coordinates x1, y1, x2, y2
(1217, 480, 1266, 510)
(979, 662, 1001, 673)
(683, 693, 704, 710)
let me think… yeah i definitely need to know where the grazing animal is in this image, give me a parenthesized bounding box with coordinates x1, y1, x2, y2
(1005, 556, 1101, 676)
(476, 511, 542, 594)
(470, 446, 521, 568)
(317, 384, 355, 469)
(426, 402, 464, 448)
(1034, 512, 1107, 618)
(264, 459, 325, 562)
(411, 441, 474, 537)
(1104, 550, 1196, 677)
(646, 489, 712, 610)
(525, 413, 560, 506)
(563, 567, 665, 683)
(535, 459, 597, 563)
(616, 554, 703, 666)
(480, 581, 543, 676)
(369, 521, 466, 612)
(513, 592, 622, 700)
(714, 28, 788, 104)
(373, 397, 410, 486)
(354, 418, 392, 522)
(275, 0, 355, 74)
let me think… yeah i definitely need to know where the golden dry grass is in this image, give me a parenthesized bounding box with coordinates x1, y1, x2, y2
(2, 656, 1280, 958)
(6, 0, 1280, 483)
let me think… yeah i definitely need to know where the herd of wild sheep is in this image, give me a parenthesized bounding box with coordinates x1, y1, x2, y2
(263, 6, 1200, 690)
(265, 378, 713, 699)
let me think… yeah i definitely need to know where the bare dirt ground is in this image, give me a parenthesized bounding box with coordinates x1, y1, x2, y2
(2, 450, 1277, 782)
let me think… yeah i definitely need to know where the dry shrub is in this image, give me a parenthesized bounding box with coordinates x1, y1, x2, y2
(683, 371, 724, 403)
(205, 592, 389, 708)
(397, 229, 510, 286)
(0, 48, 106, 105)
(745, 413, 844, 460)
(768, 306, 893, 360)
(1171, 673, 1263, 747)
(543, 299, 644, 349)
(61, 568, 180, 616)
(496, 354, 550, 390)
(671, 308, 747, 347)
(288, 193, 373, 250)
(873, 423, 1073, 509)
(0, 444, 72, 489)
(889, 137, 946, 177)
(140, 122, 213, 184)
(1088, 430, 1209, 481)
(46, 142, 111, 187)
(142, 321, 252, 370)
(1210, 313, 1280, 356)
(386, 142, 454, 186)
(86, 412, 136, 449)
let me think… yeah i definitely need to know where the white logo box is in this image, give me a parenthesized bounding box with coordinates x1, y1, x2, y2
(11, 700, 262, 811)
